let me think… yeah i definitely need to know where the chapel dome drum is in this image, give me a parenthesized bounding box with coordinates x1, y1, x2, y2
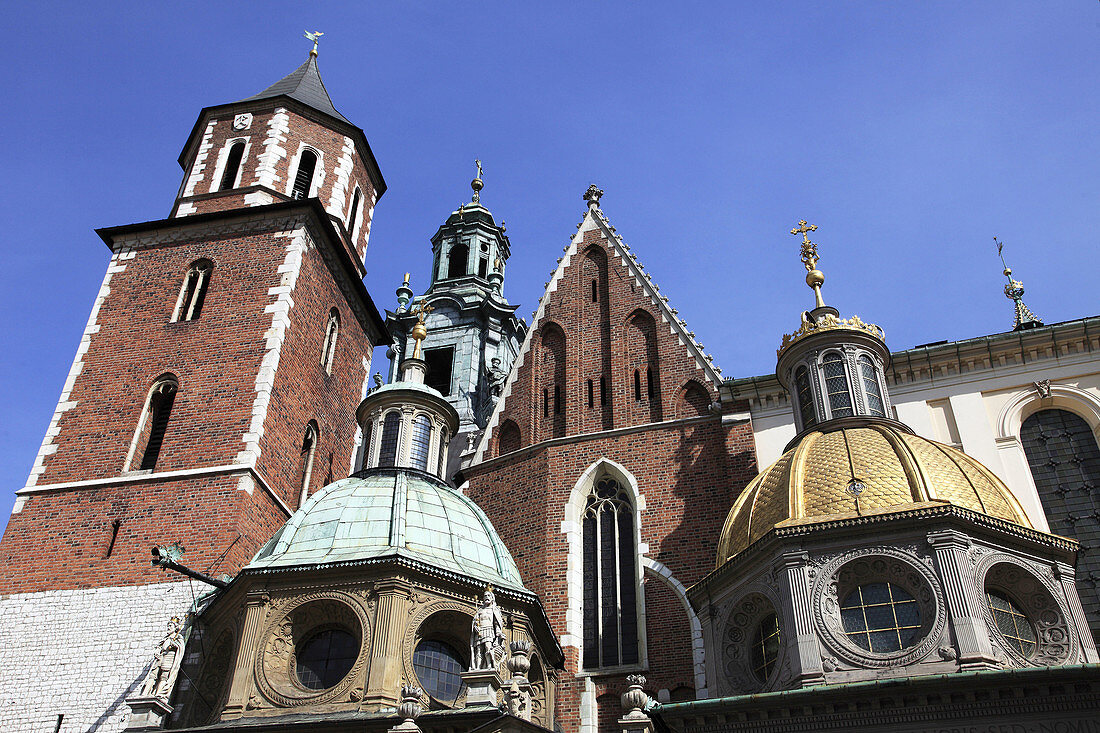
(716, 422, 1033, 563)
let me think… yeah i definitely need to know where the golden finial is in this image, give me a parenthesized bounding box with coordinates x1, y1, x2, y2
(790, 220, 825, 309)
(409, 301, 434, 359)
(994, 236, 1042, 330)
(402, 272, 411, 288)
(471, 159, 484, 203)
(304, 30, 324, 57)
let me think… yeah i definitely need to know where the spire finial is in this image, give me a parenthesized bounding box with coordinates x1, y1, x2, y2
(409, 301, 434, 359)
(304, 30, 324, 57)
(791, 219, 826, 309)
(583, 184, 603, 210)
(471, 159, 484, 203)
(994, 236, 1042, 331)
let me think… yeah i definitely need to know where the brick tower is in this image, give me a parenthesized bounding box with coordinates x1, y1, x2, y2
(461, 186, 759, 733)
(0, 47, 389, 733)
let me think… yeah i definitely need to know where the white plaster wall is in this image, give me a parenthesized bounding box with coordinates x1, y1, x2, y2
(0, 581, 192, 733)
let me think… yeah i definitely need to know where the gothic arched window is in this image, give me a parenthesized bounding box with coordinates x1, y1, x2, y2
(136, 377, 178, 471)
(378, 412, 401, 468)
(821, 352, 853, 418)
(173, 260, 213, 322)
(795, 365, 816, 429)
(219, 141, 245, 191)
(448, 242, 469, 278)
(1021, 408, 1100, 639)
(320, 309, 340, 374)
(298, 421, 319, 506)
(291, 150, 318, 199)
(409, 415, 432, 471)
(859, 355, 885, 416)
(582, 475, 639, 668)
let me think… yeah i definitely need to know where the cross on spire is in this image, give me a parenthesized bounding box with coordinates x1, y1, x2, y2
(790, 219, 826, 309)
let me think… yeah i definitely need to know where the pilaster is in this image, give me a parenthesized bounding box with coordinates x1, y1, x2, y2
(775, 551, 825, 686)
(926, 530, 998, 670)
(1054, 562, 1100, 662)
(221, 590, 269, 720)
(364, 578, 413, 708)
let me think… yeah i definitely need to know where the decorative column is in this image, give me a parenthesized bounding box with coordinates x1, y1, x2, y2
(364, 579, 412, 708)
(775, 551, 825, 686)
(1054, 562, 1100, 662)
(926, 530, 998, 670)
(618, 674, 654, 733)
(221, 591, 269, 720)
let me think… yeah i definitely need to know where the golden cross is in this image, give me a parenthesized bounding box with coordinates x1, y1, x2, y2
(411, 300, 434, 324)
(791, 219, 819, 272)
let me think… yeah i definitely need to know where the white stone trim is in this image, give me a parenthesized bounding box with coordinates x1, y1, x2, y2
(579, 676, 597, 733)
(252, 108, 290, 191)
(207, 136, 252, 193)
(996, 383, 1100, 440)
(177, 120, 217, 216)
(236, 228, 310, 466)
(641, 558, 707, 698)
(560, 459, 648, 671)
(23, 250, 133, 488)
(326, 136, 356, 219)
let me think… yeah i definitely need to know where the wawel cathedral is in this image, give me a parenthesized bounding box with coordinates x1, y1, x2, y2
(2, 46, 1099, 733)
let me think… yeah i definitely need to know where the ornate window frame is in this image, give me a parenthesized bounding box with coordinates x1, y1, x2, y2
(719, 589, 785, 694)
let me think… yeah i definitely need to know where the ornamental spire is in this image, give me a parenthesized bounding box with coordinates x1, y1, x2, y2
(791, 219, 826, 309)
(994, 236, 1042, 331)
(304, 30, 323, 57)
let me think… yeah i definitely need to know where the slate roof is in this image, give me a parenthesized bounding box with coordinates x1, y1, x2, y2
(239, 54, 350, 124)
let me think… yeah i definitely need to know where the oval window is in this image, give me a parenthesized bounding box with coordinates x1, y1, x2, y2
(839, 582, 921, 653)
(296, 628, 358, 690)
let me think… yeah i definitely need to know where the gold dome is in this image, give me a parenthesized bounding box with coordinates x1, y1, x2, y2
(717, 423, 1032, 565)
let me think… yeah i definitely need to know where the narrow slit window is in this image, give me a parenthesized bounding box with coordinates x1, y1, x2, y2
(139, 379, 178, 471)
(795, 365, 817, 429)
(298, 422, 318, 506)
(600, 376, 608, 406)
(105, 519, 121, 558)
(219, 141, 245, 191)
(174, 260, 213, 322)
(591, 280, 598, 302)
(587, 379, 594, 408)
(291, 150, 318, 199)
(543, 388, 549, 418)
(554, 385, 562, 415)
(634, 370, 642, 401)
(436, 427, 448, 477)
(348, 188, 361, 239)
(320, 309, 340, 374)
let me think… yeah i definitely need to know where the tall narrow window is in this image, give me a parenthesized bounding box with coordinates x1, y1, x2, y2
(543, 388, 550, 418)
(634, 370, 642, 401)
(139, 378, 178, 471)
(795, 366, 817, 429)
(320, 309, 340, 374)
(348, 188, 362, 239)
(378, 412, 401, 468)
(173, 260, 213, 322)
(822, 353, 853, 418)
(298, 422, 318, 506)
(436, 427, 448, 476)
(105, 519, 121, 559)
(587, 380, 594, 408)
(600, 376, 608, 406)
(478, 242, 489, 278)
(554, 385, 562, 415)
(219, 141, 245, 191)
(858, 355, 885, 416)
(291, 150, 318, 199)
(424, 347, 454, 396)
(409, 415, 432, 471)
(582, 475, 638, 668)
(591, 280, 598, 302)
(448, 242, 469, 278)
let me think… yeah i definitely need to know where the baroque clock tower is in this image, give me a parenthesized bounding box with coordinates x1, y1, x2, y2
(0, 46, 389, 733)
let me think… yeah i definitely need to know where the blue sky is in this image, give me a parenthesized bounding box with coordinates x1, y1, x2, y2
(1, 2, 1097, 534)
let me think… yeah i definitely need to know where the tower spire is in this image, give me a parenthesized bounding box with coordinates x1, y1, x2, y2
(994, 236, 1042, 331)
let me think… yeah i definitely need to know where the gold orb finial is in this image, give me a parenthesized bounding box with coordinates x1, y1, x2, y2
(791, 219, 825, 309)
(409, 300, 434, 359)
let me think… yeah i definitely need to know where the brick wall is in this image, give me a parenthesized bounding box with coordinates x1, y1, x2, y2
(465, 218, 759, 731)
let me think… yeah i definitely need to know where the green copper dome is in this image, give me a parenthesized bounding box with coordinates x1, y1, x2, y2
(248, 468, 525, 591)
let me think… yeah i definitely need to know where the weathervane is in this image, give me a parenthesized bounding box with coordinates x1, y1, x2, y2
(304, 30, 324, 56)
(790, 220, 826, 309)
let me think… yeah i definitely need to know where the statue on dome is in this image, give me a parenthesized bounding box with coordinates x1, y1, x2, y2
(138, 616, 186, 700)
(470, 586, 505, 670)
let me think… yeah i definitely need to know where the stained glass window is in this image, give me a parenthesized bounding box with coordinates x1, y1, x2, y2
(822, 353, 853, 418)
(296, 629, 358, 690)
(413, 639, 465, 703)
(859, 355, 885, 416)
(839, 582, 921, 653)
(582, 476, 638, 668)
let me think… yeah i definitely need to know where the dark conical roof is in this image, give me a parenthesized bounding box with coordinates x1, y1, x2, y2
(239, 54, 350, 124)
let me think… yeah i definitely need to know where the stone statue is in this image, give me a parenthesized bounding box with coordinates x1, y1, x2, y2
(373, 372, 384, 390)
(470, 587, 505, 670)
(139, 616, 186, 700)
(485, 357, 507, 398)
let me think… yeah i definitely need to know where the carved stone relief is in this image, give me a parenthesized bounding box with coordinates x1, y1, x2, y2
(719, 589, 786, 695)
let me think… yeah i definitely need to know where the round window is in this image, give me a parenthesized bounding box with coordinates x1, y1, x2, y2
(839, 582, 921, 653)
(751, 613, 781, 682)
(985, 590, 1037, 658)
(296, 628, 359, 690)
(413, 639, 466, 703)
